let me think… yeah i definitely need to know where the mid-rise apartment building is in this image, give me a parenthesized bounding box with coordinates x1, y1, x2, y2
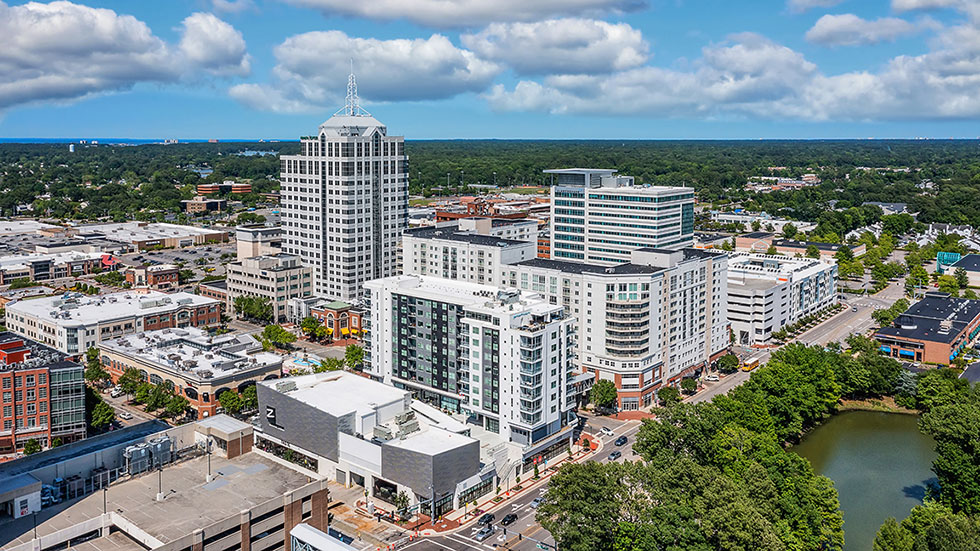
(236, 225, 281, 259)
(226, 253, 313, 323)
(364, 276, 578, 466)
(5, 291, 220, 355)
(280, 73, 408, 301)
(546, 168, 695, 264)
(401, 219, 537, 286)
(727, 253, 838, 345)
(501, 248, 729, 409)
(99, 327, 283, 418)
(0, 333, 85, 453)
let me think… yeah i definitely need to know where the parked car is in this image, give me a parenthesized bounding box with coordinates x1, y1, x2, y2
(475, 525, 496, 542)
(615, 436, 628, 446)
(608, 451, 622, 461)
(600, 426, 615, 437)
(478, 513, 495, 526)
(530, 497, 543, 508)
(110, 388, 124, 398)
(501, 513, 518, 526)
(118, 411, 133, 420)
(705, 374, 720, 382)
(852, 306, 858, 312)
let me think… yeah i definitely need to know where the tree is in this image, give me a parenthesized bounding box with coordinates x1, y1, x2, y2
(84, 347, 110, 384)
(393, 491, 411, 519)
(315, 357, 344, 372)
(717, 354, 739, 373)
(806, 245, 821, 259)
(23, 438, 41, 455)
(165, 395, 189, 419)
(118, 367, 143, 397)
(261, 324, 296, 349)
(954, 267, 969, 289)
(590, 379, 618, 410)
(938, 275, 960, 297)
(920, 401, 980, 514)
(241, 384, 258, 411)
(8, 277, 36, 289)
(782, 223, 798, 239)
(91, 400, 115, 428)
(133, 382, 153, 405)
(233, 296, 273, 323)
(835, 246, 854, 263)
(219, 390, 243, 414)
(345, 344, 364, 371)
(680, 377, 698, 394)
(657, 386, 681, 407)
(765, 244, 779, 255)
(300, 316, 323, 340)
(178, 269, 195, 284)
(751, 220, 762, 232)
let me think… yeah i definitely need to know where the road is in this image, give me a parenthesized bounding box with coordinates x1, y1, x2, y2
(796, 280, 906, 348)
(408, 416, 643, 551)
(688, 369, 752, 404)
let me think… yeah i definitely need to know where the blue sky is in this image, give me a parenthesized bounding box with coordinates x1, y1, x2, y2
(1, 0, 979, 140)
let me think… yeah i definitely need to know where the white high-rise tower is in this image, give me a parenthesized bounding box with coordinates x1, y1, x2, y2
(280, 70, 408, 301)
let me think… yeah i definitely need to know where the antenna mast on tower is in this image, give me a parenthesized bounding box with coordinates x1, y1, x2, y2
(335, 59, 371, 117)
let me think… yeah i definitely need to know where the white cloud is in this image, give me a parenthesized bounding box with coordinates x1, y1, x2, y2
(280, 0, 645, 28)
(230, 31, 501, 113)
(805, 14, 918, 46)
(211, 0, 255, 13)
(484, 27, 980, 121)
(179, 12, 251, 76)
(892, 0, 959, 11)
(460, 19, 648, 75)
(786, 0, 845, 13)
(0, 1, 250, 110)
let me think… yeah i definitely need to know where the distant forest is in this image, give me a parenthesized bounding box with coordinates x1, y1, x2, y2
(2, 139, 980, 227)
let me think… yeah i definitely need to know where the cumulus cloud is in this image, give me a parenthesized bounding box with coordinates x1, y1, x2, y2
(460, 19, 647, 75)
(179, 12, 251, 76)
(484, 26, 980, 121)
(280, 0, 645, 28)
(805, 14, 919, 46)
(0, 1, 250, 110)
(786, 0, 845, 12)
(230, 31, 501, 113)
(211, 0, 255, 13)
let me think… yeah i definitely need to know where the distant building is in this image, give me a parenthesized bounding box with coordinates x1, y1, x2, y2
(236, 225, 281, 259)
(862, 202, 910, 216)
(5, 290, 220, 355)
(288, 298, 365, 340)
(197, 181, 252, 195)
(181, 196, 227, 213)
(99, 327, 282, 418)
(0, 251, 116, 284)
(78, 222, 229, 250)
(709, 210, 816, 233)
(545, 168, 695, 264)
(875, 293, 980, 365)
(0, 333, 86, 453)
(226, 254, 313, 323)
(734, 232, 866, 259)
(124, 264, 179, 290)
(727, 253, 838, 345)
(951, 255, 980, 287)
(197, 278, 229, 307)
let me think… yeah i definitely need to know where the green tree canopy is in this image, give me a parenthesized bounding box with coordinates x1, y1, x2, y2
(589, 379, 618, 410)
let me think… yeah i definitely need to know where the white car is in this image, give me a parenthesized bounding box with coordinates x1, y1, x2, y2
(600, 426, 615, 437)
(118, 411, 133, 420)
(705, 374, 720, 382)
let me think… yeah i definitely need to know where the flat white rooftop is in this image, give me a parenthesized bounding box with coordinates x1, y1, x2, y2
(100, 327, 281, 381)
(266, 371, 409, 419)
(7, 290, 218, 327)
(0, 220, 59, 236)
(78, 222, 225, 243)
(0, 250, 106, 271)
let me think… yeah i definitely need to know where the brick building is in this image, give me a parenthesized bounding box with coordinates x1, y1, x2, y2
(0, 333, 86, 453)
(124, 264, 179, 290)
(876, 293, 980, 365)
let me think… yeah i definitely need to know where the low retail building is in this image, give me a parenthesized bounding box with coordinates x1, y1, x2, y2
(875, 293, 980, 365)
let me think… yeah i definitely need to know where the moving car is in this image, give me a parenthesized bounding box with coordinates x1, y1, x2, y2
(118, 411, 133, 420)
(475, 525, 496, 542)
(600, 426, 615, 437)
(110, 388, 124, 398)
(852, 305, 858, 312)
(615, 436, 628, 446)
(501, 513, 518, 526)
(478, 513, 495, 526)
(705, 374, 720, 382)
(530, 497, 543, 508)
(608, 451, 622, 461)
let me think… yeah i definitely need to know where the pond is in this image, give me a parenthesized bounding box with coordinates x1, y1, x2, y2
(793, 410, 936, 551)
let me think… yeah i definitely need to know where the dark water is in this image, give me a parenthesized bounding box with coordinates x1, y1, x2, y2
(793, 410, 936, 551)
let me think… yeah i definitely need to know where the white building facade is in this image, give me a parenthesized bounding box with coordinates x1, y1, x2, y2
(363, 276, 578, 468)
(727, 252, 838, 345)
(547, 169, 695, 265)
(279, 73, 408, 301)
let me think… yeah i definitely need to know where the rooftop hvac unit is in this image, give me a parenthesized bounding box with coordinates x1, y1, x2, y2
(276, 380, 297, 393)
(373, 425, 393, 440)
(123, 443, 151, 475)
(149, 436, 173, 467)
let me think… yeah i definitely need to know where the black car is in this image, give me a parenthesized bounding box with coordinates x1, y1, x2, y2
(478, 513, 495, 526)
(501, 513, 518, 526)
(615, 436, 628, 446)
(608, 451, 622, 461)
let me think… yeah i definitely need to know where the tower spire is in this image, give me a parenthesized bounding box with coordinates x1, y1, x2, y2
(335, 59, 371, 117)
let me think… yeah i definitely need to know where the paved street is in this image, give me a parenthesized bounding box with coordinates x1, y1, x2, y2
(796, 280, 906, 347)
(688, 369, 752, 403)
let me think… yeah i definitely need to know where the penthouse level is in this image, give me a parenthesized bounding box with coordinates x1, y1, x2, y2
(5, 291, 220, 355)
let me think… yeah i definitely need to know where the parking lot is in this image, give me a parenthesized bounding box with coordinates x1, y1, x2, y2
(116, 242, 238, 280)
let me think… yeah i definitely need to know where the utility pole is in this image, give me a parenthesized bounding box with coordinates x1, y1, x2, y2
(206, 439, 214, 482)
(156, 466, 164, 502)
